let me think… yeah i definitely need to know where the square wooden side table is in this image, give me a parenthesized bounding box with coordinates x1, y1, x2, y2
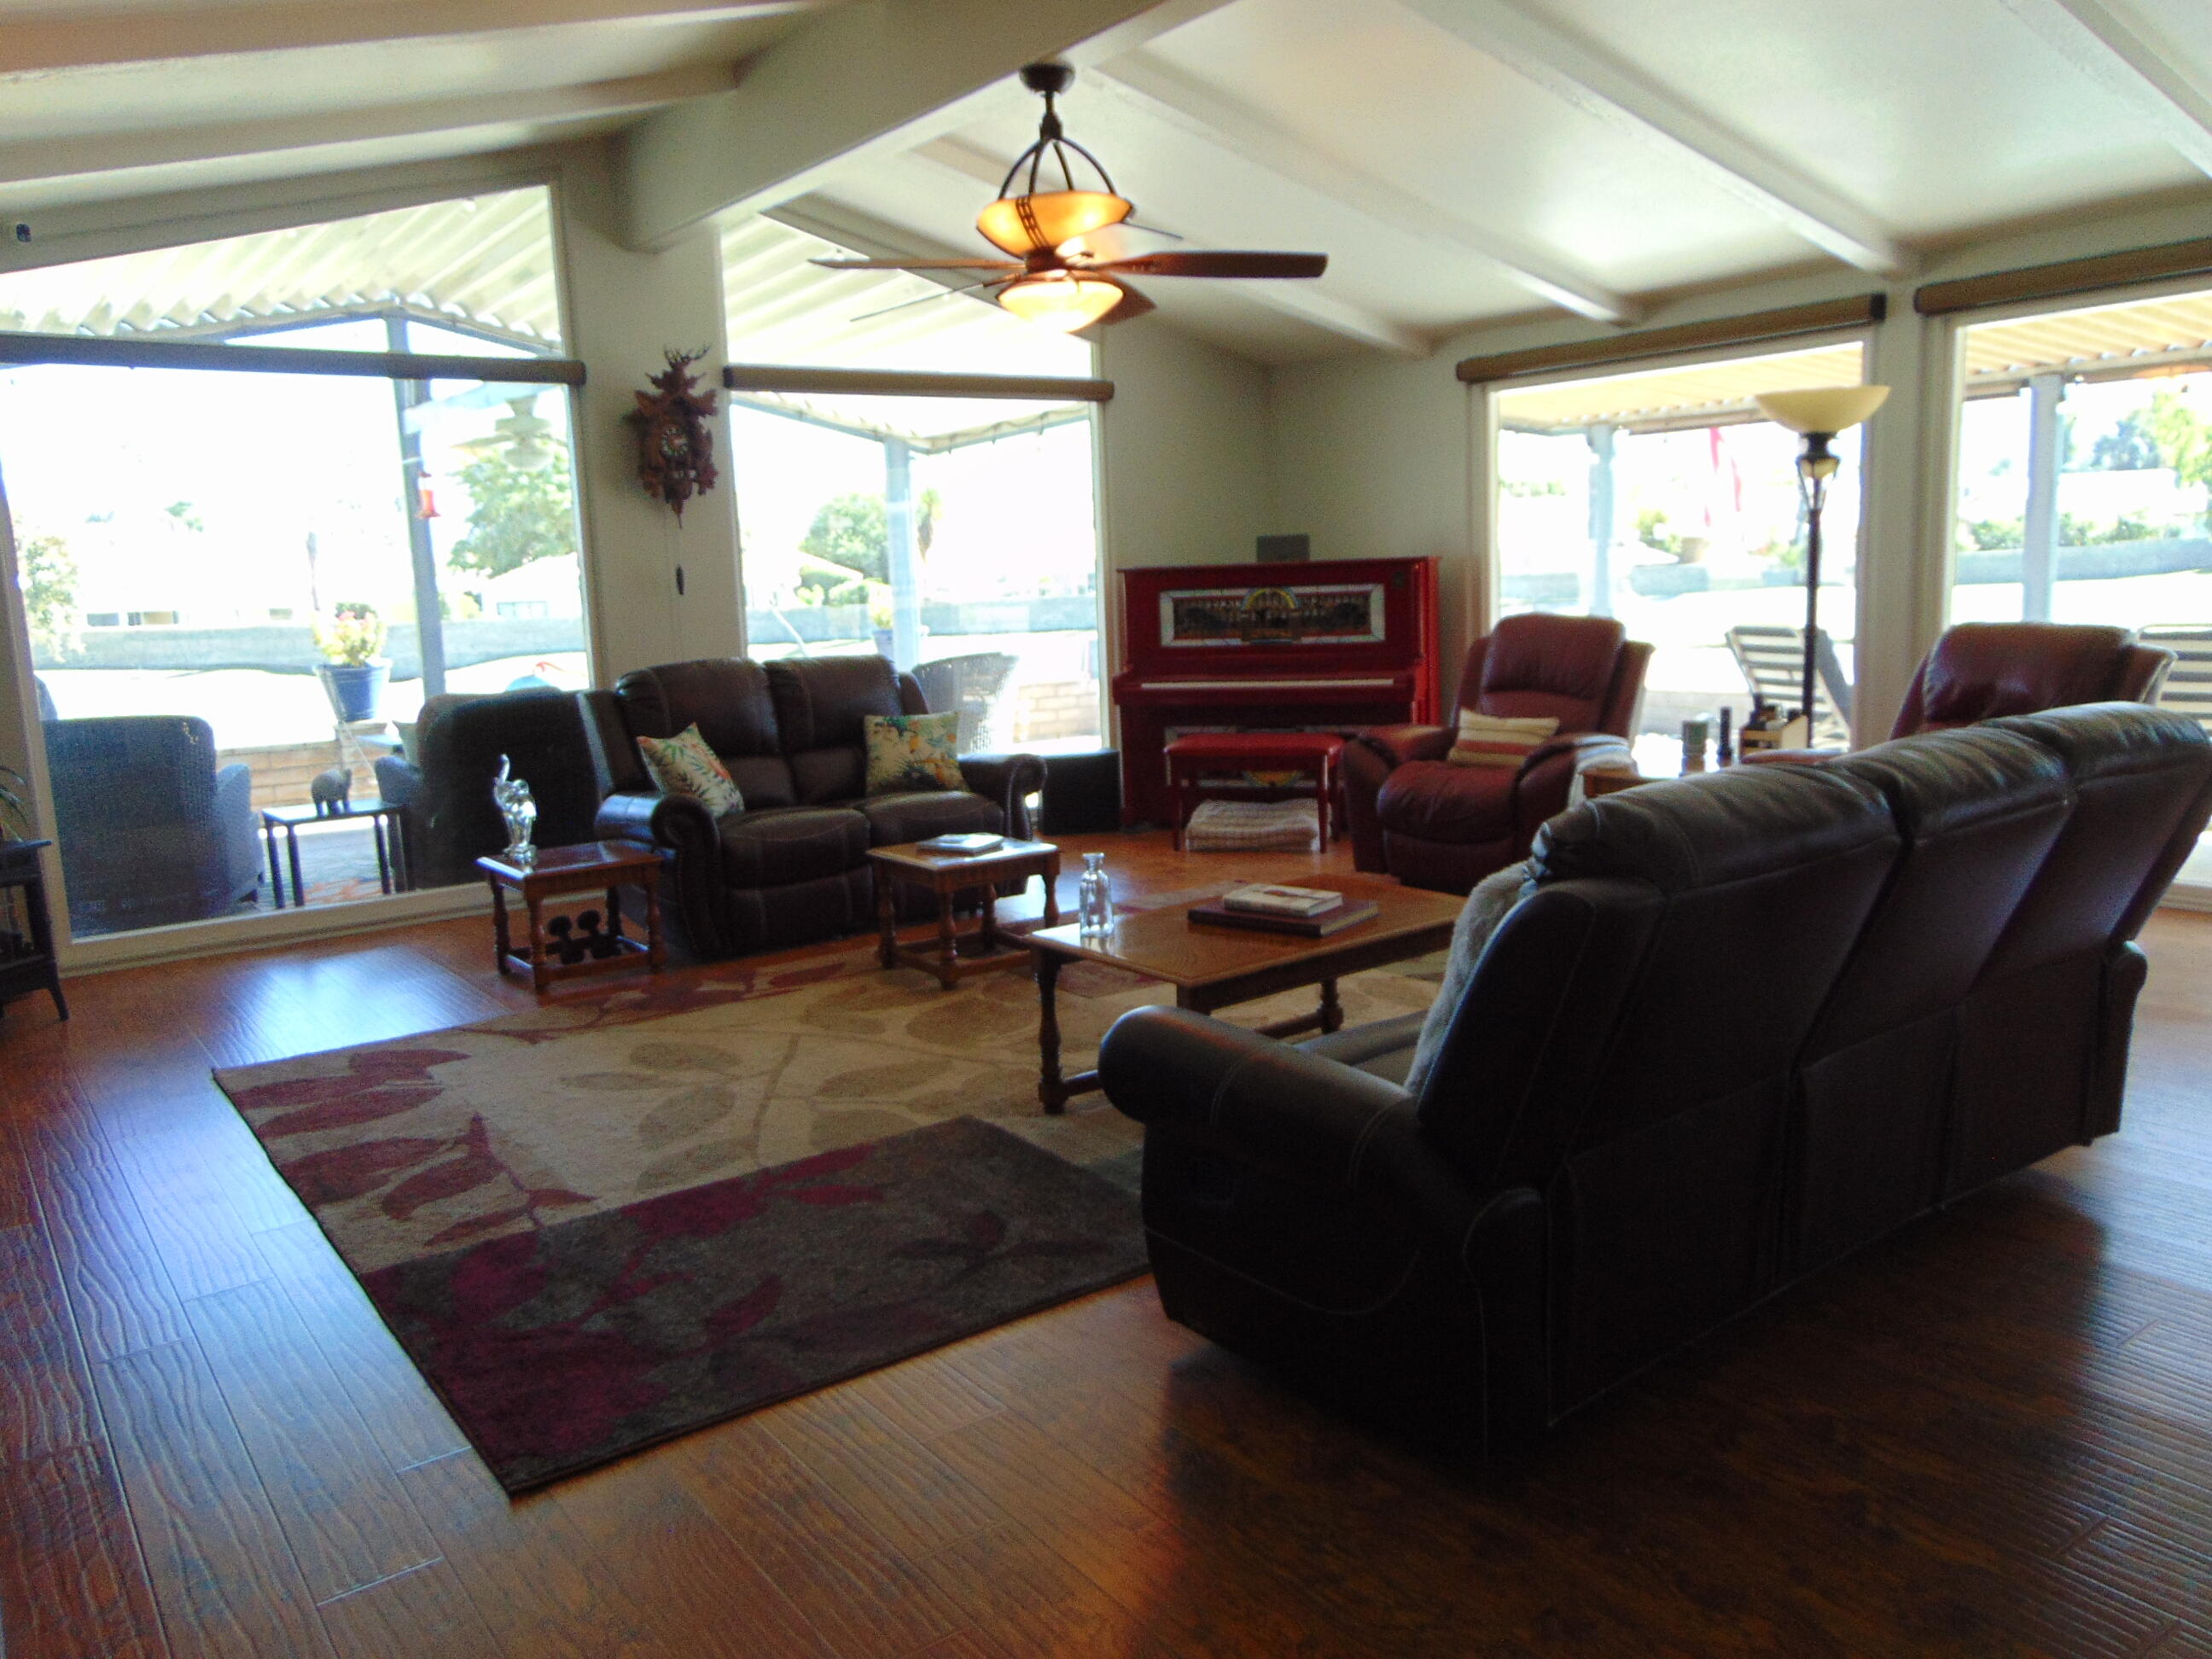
(477, 841, 666, 993)
(867, 838, 1061, 991)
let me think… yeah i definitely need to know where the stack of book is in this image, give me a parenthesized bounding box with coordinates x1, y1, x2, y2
(917, 833, 1004, 856)
(1187, 883, 1379, 937)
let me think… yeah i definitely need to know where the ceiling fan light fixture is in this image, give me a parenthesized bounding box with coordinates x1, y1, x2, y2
(975, 189, 1132, 257)
(998, 271, 1123, 332)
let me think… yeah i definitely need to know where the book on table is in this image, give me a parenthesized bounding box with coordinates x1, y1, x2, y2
(1221, 882, 1343, 917)
(1187, 897, 1380, 937)
(917, 833, 1004, 855)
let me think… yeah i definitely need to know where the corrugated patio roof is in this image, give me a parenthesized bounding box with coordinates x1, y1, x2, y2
(0, 189, 562, 348)
(1493, 342, 1867, 434)
(1963, 289, 2212, 388)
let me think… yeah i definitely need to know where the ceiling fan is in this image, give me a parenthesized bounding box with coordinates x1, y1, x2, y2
(809, 61, 1328, 333)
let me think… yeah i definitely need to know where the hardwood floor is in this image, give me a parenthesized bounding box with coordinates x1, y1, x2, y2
(6, 832, 2212, 1656)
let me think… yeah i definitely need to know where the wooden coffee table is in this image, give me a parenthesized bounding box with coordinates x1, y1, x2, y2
(477, 841, 666, 993)
(868, 838, 1062, 991)
(1022, 876, 1463, 1112)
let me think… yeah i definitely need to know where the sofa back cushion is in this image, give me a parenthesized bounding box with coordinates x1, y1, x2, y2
(614, 658, 795, 810)
(1461, 612, 1625, 732)
(766, 656, 909, 804)
(1421, 763, 1900, 1406)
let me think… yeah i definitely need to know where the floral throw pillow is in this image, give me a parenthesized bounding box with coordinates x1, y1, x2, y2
(635, 723, 744, 815)
(1447, 710, 1560, 769)
(864, 713, 965, 793)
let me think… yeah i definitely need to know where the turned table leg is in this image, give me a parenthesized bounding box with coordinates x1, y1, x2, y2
(1042, 848, 1062, 928)
(1036, 951, 1068, 1113)
(933, 883, 958, 990)
(525, 892, 550, 993)
(876, 867, 899, 969)
(1319, 976, 1343, 1034)
(488, 879, 512, 976)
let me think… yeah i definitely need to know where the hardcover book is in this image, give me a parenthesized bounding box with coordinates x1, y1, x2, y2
(1186, 897, 1380, 937)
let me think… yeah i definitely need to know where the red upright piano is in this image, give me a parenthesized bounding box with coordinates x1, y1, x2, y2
(1110, 556, 1441, 827)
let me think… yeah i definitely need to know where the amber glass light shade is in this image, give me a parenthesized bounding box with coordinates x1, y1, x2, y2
(975, 189, 1132, 256)
(997, 272, 1124, 331)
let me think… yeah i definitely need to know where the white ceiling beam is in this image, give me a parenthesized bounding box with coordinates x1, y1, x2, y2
(618, 0, 1237, 250)
(1394, 0, 1908, 277)
(910, 137, 1429, 356)
(1087, 52, 1633, 324)
(1997, 0, 2212, 178)
(0, 67, 733, 191)
(0, 0, 824, 76)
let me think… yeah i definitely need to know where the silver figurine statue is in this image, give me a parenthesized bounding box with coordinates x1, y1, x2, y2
(492, 754, 538, 865)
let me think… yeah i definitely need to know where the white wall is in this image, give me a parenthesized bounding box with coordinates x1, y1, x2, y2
(1264, 198, 2212, 742)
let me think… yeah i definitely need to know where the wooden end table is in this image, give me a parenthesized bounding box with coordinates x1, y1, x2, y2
(868, 838, 1061, 992)
(0, 839, 65, 1023)
(1022, 876, 1463, 1112)
(477, 841, 666, 993)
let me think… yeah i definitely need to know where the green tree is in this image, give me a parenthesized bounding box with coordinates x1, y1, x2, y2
(15, 530, 78, 657)
(2149, 392, 2212, 488)
(795, 488, 939, 596)
(2090, 409, 2163, 471)
(448, 453, 579, 579)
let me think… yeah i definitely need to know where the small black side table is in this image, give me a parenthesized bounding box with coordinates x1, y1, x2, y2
(260, 800, 405, 909)
(0, 839, 66, 1022)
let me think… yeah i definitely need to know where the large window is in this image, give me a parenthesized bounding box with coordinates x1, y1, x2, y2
(1493, 342, 1870, 754)
(720, 217, 1104, 753)
(0, 190, 586, 940)
(1947, 285, 2212, 879)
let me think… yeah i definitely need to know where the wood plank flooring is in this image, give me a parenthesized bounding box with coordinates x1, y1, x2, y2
(5, 831, 2212, 1656)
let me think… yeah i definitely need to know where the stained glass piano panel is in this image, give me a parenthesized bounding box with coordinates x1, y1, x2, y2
(1158, 583, 1388, 648)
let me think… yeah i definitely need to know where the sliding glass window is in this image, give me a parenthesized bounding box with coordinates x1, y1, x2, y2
(1493, 340, 1871, 758)
(720, 216, 1105, 753)
(0, 189, 587, 940)
(1947, 284, 2212, 881)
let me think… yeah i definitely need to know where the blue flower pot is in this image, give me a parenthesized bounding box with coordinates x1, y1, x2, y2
(322, 661, 389, 722)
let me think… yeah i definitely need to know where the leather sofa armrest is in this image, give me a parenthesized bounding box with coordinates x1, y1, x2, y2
(1738, 748, 1846, 766)
(595, 788, 714, 853)
(1355, 725, 1453, 770)
(1515, 734, 1630, 840)
(958, 751, 1045, 840)
(1098, 1005, 1495, 1243)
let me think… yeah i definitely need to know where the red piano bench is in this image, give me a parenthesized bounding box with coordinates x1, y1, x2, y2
(1164, 731, 1346, 852)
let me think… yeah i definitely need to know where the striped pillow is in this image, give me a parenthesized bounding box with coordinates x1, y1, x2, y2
(1447, 710, 1559, 769)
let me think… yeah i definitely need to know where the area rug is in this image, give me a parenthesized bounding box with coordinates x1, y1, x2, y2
(215, 908, 1442, 1488)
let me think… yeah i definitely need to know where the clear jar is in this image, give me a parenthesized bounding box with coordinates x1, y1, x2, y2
(1077, 851, 1114, 936)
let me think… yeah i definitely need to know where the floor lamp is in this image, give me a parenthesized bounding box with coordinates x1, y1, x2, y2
(1752, 386, 1890, 732)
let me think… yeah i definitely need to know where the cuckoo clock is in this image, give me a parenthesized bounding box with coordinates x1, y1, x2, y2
(631, 348, 719, 521)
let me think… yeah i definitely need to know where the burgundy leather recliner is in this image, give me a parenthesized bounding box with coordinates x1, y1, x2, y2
(1342, 612, 1651, 894)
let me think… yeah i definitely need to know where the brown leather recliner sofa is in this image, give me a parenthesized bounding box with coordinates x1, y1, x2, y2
(585, 655, 1044, 959)
(1343, 612, 1652, 894)
(1099, 703, 2212, 1458)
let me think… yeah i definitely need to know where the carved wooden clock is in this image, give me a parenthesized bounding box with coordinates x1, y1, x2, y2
(631, 348, 719, 521)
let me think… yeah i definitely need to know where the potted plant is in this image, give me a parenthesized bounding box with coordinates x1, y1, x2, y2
(315, 602, 390, 722)
(868, 585, 895, 657)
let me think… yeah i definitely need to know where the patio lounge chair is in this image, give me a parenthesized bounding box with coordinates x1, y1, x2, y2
(1727, 624, 1854, 747)
(913, 651, 1018, 753)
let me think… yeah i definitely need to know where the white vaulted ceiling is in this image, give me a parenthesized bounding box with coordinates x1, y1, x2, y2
(3, 0, 2209, 363)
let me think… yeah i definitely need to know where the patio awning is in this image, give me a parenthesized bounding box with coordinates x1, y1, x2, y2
(1493, 342, 1867, 434)
(0, 188, 561, 349)
(1962, 289, 2212, 392)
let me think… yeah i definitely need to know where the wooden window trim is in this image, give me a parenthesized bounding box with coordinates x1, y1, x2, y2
(724, 364, 1113, 402)
(0, 330, 584, 385)
(1914, 238, 2212, 317)
(1455, 295, 1887, 386)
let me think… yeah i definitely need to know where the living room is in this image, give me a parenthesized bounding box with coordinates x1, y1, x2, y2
(4, 0, 2212, 1653)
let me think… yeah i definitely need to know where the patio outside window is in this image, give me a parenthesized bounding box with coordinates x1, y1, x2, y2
(1493, 341, 1870, 763)
(720, 216, 1104, 754)
(1947, 285, 2212, 883)
(0, 189, 587, 940)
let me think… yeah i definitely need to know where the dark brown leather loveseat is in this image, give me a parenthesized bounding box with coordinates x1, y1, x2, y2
(586, 655, 1044, 959)
(1099, 704, 2212, 1458)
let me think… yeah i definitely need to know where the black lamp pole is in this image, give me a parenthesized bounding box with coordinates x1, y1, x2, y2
(1794, 430, 1841, 726)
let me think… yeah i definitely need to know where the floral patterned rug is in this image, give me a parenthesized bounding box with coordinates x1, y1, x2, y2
(215, 927, 1441, 1488)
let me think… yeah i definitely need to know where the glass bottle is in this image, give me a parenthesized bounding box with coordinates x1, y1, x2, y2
(1077, 852, 1114, 937)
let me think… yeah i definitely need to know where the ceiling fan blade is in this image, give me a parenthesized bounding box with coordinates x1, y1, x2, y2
(811, 257, 1021, 271)
(847, 276, 1010, 323)
(1093, 251, 1327, 280)
(1086, 278, 1156, 329)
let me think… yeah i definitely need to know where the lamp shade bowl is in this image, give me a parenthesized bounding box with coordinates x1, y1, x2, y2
(975, 189, 1132, 257)
(1755, 384, 1890, 435)
(998, 272, 1124, 331)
